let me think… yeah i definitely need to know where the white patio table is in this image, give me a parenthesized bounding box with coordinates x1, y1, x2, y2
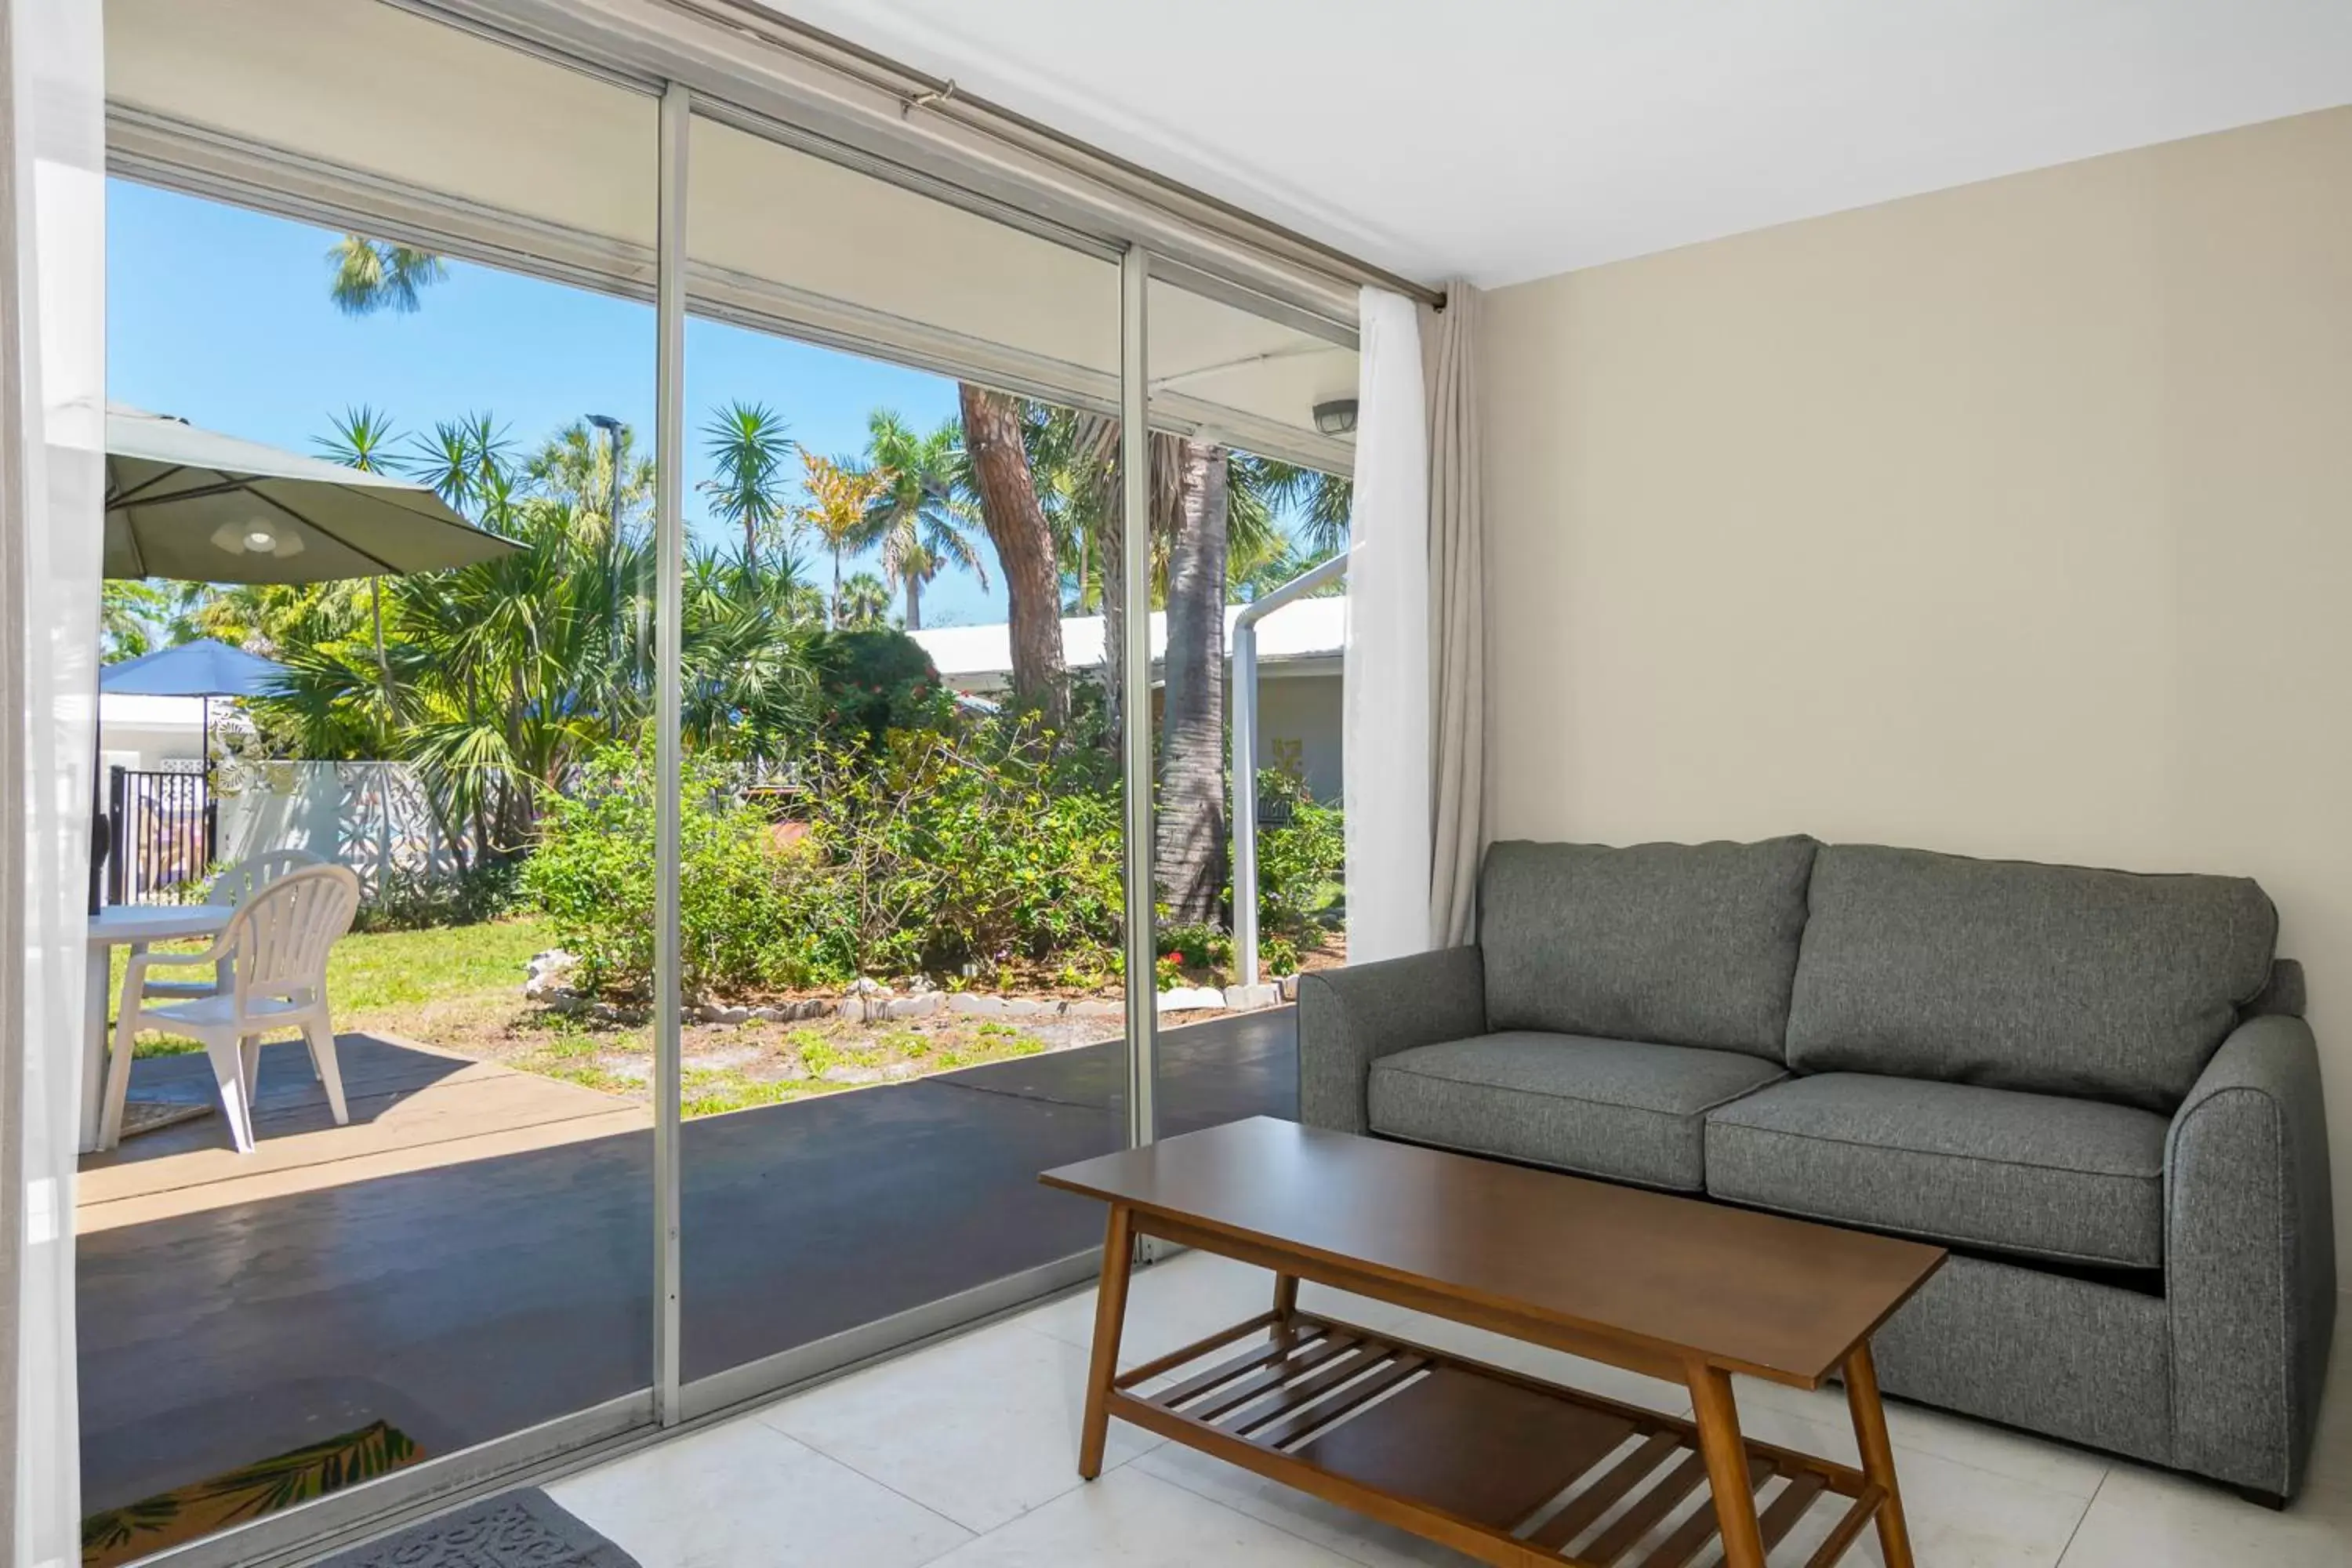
(81, 903, 232, 1152)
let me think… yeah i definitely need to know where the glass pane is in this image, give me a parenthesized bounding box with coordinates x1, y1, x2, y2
(673, 113, 1129, 1388)
(1146, 277, 1358, 1136)
(85, 0, 656, 1545)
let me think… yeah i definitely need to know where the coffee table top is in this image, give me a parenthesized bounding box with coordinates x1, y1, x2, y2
(1041, 1116, 1944, 1388)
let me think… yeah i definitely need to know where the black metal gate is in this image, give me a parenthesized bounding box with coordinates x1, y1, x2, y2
(106, 766, 216, 904)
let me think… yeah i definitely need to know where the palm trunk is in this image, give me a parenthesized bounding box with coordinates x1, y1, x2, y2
(1155, 437, 1229, 925)
(906, 575, 922, 631)
(957, 383, 1065, 728)
(1096, 508, 1124, 741)
(832, 546, 842, 629)
(369, 577, 394, 744)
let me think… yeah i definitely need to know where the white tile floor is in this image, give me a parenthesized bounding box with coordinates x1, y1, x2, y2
(550, 1252, 2352, 1568)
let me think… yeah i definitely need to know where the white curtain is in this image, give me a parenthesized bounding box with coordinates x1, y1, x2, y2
(1424, 282, 1485, 947)
(1342, 288, 1432, 965)
(2, 0, 103, 1562)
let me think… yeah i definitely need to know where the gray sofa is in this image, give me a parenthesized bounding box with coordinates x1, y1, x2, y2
(1298, 836, 2336, 1502)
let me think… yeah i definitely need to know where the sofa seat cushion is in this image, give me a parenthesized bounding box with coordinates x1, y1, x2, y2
(1704, 1073, 2169, 1269)
(1367, 1032, 1786, 1192)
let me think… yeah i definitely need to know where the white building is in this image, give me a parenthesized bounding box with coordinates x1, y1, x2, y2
(911, 597, 1345, 801)
(96, 691, 208, 776)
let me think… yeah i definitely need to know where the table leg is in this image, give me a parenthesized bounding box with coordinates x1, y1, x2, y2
(1077, 1202, 1135, 1479)
(1272, 1272, 1299, 1321)
(1844, 1342, 1916, 1568)
(80, 944, 113, 1153)
(1687, 1363, 1768, 1568)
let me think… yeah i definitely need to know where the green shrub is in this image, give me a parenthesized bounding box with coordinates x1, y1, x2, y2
(523, 710, 1135, 1001)
(811, 628, 950, 750)
(523, 736, 818, 997)
(351, 859, 521, 933)
(1159, 921, 1231, 970)
(782, 714, 1123, 981)
(1243, 768, 1344, 944)
(1258, 931, 1301, 977)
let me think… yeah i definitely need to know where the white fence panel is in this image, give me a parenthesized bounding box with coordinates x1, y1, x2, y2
(216, 760, 473, 898)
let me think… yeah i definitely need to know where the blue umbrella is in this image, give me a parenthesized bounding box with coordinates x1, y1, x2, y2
(100, 638, 286, 699)
(101, 638, 291, 792)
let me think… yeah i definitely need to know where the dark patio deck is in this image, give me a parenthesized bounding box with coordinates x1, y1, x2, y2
(74, 1007, 1297, 1513)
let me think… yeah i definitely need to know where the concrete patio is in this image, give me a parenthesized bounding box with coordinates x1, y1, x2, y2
(74, 1007, 1297, 1514)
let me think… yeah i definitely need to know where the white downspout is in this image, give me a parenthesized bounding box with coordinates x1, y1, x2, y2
(1230, 549, 1349, 987)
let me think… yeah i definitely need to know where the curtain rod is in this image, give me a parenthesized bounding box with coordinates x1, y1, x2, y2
(651, 0, 1448, 311)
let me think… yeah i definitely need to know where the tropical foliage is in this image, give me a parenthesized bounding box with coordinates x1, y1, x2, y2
(793, 450, 890, 627)
(698, 400, 794, 565)
(528, 712, 1130, 996)
(327, 235, 446, 317)
(216, 408, 816, 873)
(862, 410, 984, 630)
(119, 236, 1360, 960)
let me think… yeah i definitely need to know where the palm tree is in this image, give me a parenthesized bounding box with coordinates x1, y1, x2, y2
(681, 544, 821, 763)
(862, 410, 985, 630)
(699, 401, 795, 567)
(100, 581, 169, 659)
(956, 384, 1067, 729)
(837, 572, 892, 629)
(410, 413, 521, 514)
(326, 235, 447, 316)
(1239, 456, 1352, 557)
(1154, 437, 1233, 924)
(263, 411, 825, 862)
(315, 405, 411, 731)
(1004, 414, 1345, 921)
(1232, 539, 1346, 601)
(793, 451, 888, 628)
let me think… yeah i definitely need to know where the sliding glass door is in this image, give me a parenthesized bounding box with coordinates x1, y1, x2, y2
(81, 2, 1360, 1558)
(670, 104, 1136, 1409)
(88, 2, 660, 1557)
(1143, 274, 1359, 1140)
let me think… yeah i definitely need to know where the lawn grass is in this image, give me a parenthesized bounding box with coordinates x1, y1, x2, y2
(325, 915, 555, 1017)
(113, 913, 555, 1054)
(108, 909, 1101, 1120)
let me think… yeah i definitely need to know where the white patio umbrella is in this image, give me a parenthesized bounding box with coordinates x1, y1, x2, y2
(103, 404, 517, 583)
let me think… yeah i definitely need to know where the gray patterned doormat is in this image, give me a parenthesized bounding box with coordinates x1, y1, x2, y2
(318, 1489, 637, 1568)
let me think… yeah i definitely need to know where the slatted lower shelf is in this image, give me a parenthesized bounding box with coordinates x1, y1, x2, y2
(1110, 1312, 1885, 1568)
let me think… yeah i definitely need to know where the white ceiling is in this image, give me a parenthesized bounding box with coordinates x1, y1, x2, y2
(768, 0, 2352, 289)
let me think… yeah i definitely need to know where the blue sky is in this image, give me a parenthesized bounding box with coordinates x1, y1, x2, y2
(107, 178, 1008, 625)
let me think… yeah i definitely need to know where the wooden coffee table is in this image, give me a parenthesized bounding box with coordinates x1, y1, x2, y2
(1041, 1116, 1943, 1568)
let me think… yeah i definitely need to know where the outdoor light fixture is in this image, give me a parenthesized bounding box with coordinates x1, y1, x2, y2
(210, 520, 303, 558)
(1312, 398, 1359, 436)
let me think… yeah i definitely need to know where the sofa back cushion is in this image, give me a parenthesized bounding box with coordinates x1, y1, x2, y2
(1785, 844, 2277, 1111)
(1479, 837, 1819, 1061)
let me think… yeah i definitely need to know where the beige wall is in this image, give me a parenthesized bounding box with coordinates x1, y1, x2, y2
(1482, 105, 2352, 1258)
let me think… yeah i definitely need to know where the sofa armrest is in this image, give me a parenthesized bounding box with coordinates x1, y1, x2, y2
(1297, 946, 1486, 1134)
(2165, 1014, 2338, 1497)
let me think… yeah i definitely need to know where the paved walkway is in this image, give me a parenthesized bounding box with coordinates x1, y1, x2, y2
(74, 1034, 651, 1232)
(74, 1008, 1297, 1513)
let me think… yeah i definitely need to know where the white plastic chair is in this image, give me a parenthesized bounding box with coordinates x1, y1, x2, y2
(102, 863, 361, 1153)
(136, 849, 328, 1004)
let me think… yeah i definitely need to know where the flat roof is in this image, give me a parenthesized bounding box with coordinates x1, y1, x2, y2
(911, 596, 1345, 681)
